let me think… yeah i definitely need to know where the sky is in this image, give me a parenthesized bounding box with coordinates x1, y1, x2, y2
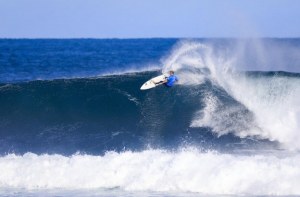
(0, 0, 299, 38)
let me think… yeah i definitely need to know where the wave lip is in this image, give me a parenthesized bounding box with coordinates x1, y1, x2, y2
(1, 150, 300, 195)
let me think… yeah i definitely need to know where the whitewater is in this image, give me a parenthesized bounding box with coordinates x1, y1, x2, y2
(1, 150, 300, 195)
(0, 38, 300, 196)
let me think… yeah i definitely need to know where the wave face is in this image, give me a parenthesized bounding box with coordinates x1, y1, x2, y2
(3, 70, 298, 155)
(0, 71, 260, 155)
(0, 39, 300, 195)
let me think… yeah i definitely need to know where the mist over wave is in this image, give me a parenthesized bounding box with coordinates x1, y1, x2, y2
(162, 40, 300, 150)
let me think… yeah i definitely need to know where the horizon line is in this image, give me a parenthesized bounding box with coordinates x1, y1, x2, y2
(0, 36, 299, 40)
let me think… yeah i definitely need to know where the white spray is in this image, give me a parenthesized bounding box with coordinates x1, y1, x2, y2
(161, 40, 300, 150)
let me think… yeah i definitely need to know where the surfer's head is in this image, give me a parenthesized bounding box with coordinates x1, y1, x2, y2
(169, 70, 175, 75)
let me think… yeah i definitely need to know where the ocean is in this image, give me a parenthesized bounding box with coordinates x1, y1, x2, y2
(0, 38, 299, 196)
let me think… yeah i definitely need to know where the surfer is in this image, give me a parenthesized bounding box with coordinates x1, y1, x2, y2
(163, 70, 178, 87)
(141, 70, 178, 90)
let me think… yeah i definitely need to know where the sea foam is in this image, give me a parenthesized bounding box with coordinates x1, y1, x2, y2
(0, 150, 299, 195)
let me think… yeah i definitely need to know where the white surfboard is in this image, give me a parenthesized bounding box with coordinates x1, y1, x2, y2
(140, 74, 168, 90)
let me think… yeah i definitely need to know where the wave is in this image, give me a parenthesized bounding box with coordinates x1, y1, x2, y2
(0, 71, 298, 154)
(0, 149, 300, 195)
(1, 40, 300, 154)
(0, 72, 259, 155)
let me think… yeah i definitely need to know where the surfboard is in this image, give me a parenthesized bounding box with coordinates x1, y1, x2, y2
(140, 74, 168, 90)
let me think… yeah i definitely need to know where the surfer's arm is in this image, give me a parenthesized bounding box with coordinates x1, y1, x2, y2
(158, 77, 168, 84)
(155, 79, 167, 85)
(154, 76, 168, 85)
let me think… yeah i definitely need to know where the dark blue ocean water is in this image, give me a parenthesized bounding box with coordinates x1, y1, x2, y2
(0, 38, 300, 196)
(0, 39, 177, 83)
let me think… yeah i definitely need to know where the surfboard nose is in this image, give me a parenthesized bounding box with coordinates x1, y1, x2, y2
(140, 74, 166, 90)
(140, 82, 150, 90)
